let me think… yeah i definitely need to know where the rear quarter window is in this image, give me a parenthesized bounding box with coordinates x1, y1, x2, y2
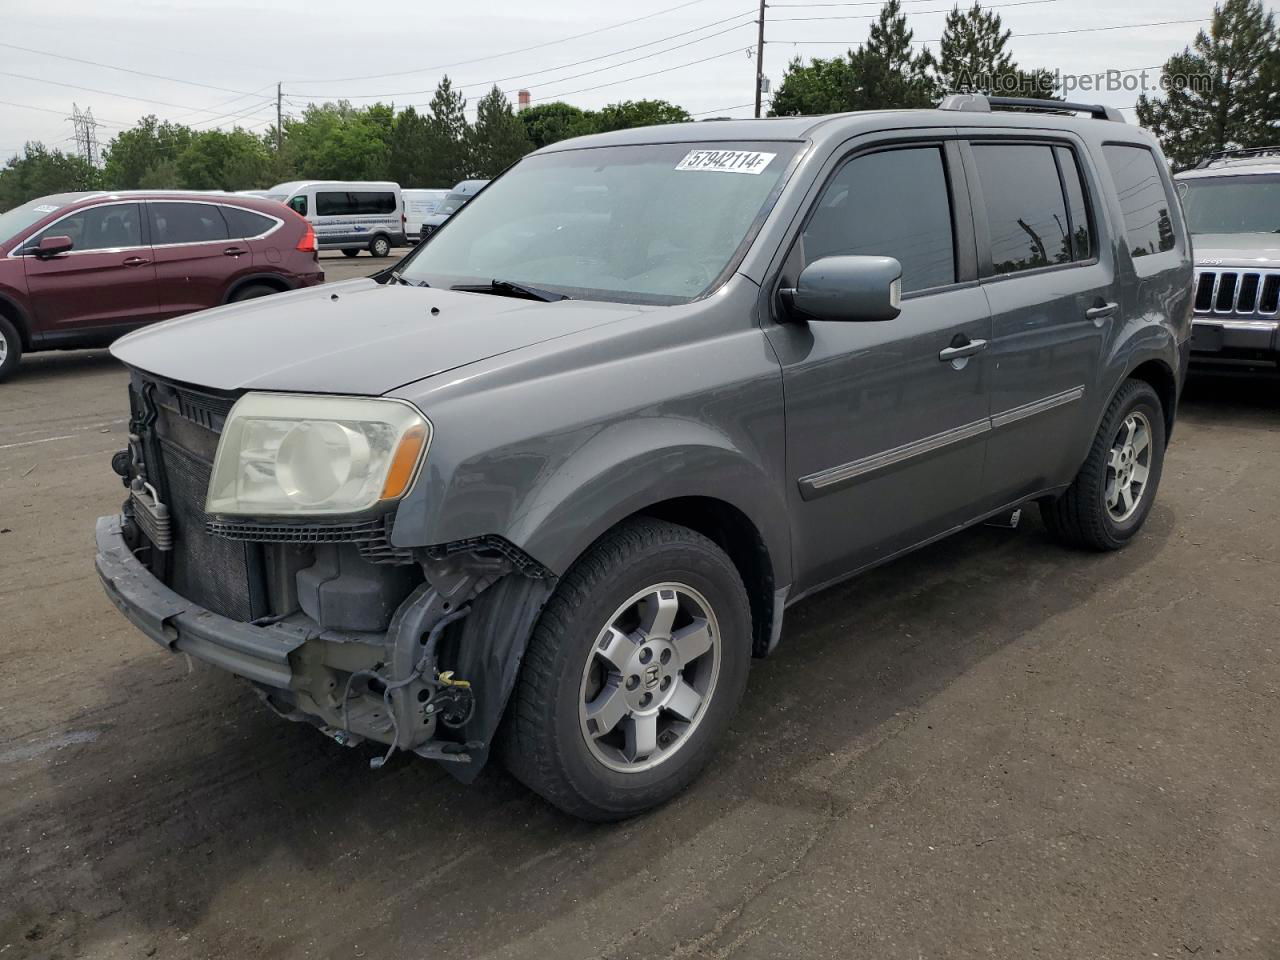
(1103, 144, 1178, 258)
(221, 206, 276, 239)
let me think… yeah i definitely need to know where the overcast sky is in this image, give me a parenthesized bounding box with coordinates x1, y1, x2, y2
(0, 0, 1262, 160)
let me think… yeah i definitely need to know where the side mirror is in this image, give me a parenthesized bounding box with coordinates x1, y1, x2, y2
(35, 235, 74, 258)
(781, 255, 903, 323)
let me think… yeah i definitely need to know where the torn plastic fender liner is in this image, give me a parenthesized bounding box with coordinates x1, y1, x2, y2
(440, 571, 554, 783)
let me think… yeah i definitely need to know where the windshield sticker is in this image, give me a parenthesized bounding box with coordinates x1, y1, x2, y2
(33, 204, 59, 213)
(675, 150, 777, 175)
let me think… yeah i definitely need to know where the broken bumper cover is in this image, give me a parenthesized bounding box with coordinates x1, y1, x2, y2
(95, 514, 307, 689)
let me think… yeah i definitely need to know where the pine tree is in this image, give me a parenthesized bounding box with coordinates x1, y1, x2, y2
(938, 4, 1057, 99)
(1136, 0, 1279, 170)
(468, 86, 533, 178)
(389, 107, 432, 186)
(849, 0, 938, 109)
(423, 76, 472, 187)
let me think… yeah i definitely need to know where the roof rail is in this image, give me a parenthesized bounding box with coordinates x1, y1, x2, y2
(939, 93, 1125, 123)
(1196, 145, 1280, 168)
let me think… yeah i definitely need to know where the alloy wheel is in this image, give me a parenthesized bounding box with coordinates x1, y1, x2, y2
(578, 582, 721, 774)
(0, 328, 7, 365)
(1106, 410, 1153, 522)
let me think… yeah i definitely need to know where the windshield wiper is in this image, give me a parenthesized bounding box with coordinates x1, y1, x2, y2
(452, 278, 569, 302)
(388, 270, 428, 288)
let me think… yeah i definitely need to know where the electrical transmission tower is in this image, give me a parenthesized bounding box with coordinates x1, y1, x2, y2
(70, 103, 101, 166)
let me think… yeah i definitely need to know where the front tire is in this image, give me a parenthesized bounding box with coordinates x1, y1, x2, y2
(1041, 379, 1166, 550)
(502, 518, 752, 820)
(0, 315, 23, 383)
(369, 235, 391, 258)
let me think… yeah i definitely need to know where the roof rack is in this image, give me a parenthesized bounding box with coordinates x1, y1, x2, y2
(1196, 145, 1280, 168)
(939, 93, 1125, 123)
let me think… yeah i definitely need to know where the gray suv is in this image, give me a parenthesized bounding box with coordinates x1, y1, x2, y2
(1175, 147, 1280, 369)
(96, 95, 1192, 820)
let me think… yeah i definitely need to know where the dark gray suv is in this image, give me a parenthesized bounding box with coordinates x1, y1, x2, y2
(96, 96, 1192, 820)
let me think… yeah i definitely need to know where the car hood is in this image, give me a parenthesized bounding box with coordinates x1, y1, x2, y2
(1192, 233, 1280, 267)
(111, 278, 648, 394)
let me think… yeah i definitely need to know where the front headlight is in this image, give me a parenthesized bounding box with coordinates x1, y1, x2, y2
(205, 393, 430, 516)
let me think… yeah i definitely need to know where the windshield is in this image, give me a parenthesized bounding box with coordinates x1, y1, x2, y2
(401, 141, 799, 304)
(0, 198, 65, 243)
(438, 191, 473, 216)
(1177, 175, 1280, 235)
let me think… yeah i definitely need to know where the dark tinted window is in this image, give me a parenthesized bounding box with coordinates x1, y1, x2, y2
(1103, 144, 1177, 257)
(221, 205, 276, 238)
(973, 144, 1071, 274)
(803, 146, 955, 293)
(1055, 146, 1094, 261)
(32, 202, 142, 252)
(315, 191, 396, 216)
(149, 202, 229, 245)
(287, 195, 308, 216)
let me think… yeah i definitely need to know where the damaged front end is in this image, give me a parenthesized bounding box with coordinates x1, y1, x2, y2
(96, 370, 553, 777)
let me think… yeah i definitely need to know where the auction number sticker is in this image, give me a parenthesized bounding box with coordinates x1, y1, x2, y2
(675, 149, 776, 175)
(33, 204, 59, 213)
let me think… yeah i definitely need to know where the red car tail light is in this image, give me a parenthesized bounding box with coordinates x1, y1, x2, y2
(296, 223, 317, 254)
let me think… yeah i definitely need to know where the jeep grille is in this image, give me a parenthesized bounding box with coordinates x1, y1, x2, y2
(1194, 270, 1280, 317)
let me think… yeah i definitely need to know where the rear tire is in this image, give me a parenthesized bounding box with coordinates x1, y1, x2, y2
(502, 517, 752, 821)
(342, 248, 360, 258)
(230, 283, 279, 303)
(369, 235, 391, 258)
(0, 314, 22, 383)
(1040, 379, 1166, 551)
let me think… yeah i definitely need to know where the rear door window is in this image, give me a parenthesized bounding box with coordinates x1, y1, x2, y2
(972, 144, 1072, 275)
(149, 202, 229, 245)
(316, 192, 354, 217)
(1103, 144, 1178, 258)
(221, 206, 276, 239)
(1055, 146, 1095, 261)
(802, 146, 956, 294)
(31, 203, 143, 253)
(354, 191, 396, 215)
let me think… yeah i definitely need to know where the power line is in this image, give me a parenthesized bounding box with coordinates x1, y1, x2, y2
(288, 0, 724, 85)
(0, 97, 128, 127)
(0, 41, 259, 97)
(303, 9, 759, 100)
(772, 16, 1209, 43)
(0, 69, 269, 119)
(772, 0, 1058, 19)
(527, 47, 745, 104)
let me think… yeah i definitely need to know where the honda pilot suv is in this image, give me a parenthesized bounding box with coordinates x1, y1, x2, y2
(1175, 148, 1280, 369)
(95, 97, 1192, 820)
(0, 191, 323, 381)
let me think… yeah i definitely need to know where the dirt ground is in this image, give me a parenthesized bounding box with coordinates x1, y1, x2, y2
(2, 265, 1278, 959)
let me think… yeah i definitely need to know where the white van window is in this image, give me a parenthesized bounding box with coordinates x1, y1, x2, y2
(315, 191, 396, 217)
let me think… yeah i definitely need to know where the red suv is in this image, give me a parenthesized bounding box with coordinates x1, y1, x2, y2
(0, 191, 323, 381)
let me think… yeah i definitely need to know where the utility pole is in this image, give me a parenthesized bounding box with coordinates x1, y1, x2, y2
(276, 82, 283, 152)
(754, 0, 766, 118)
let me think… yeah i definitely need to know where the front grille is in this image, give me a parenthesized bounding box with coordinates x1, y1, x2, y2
(207, 515, 415, 565)
(1194, 269, 1280, 317)
(131, 372, 267, 622)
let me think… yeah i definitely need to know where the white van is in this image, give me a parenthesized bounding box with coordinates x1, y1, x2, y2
(264, 180, 406, 257)
(402, 189, 450, 243)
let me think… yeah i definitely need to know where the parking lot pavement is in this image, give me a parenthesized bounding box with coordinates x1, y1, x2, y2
(318, 247, 409, 283)
(1, 354, 1277, 959)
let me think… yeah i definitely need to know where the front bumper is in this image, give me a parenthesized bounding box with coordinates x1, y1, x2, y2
(1191, 316, 1279, 359)
(95, 515, 308, 688)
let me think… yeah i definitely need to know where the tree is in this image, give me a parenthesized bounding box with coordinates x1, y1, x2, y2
(770, 54, 861, 116)
(850, 0, 938, 109)
(423, 76, 471, 186)
(592, 99, 692, 131)
(469, 86, 533, 177)
(519, 101, 593, 149)
(282, 101, 393, 181)
(389, 106, 432, 186)
(0, 143, 101, 210)
(101, 116, 194, 189)
(175, 128, 275, 190)
(938, 3, 1055, 98)
(1136, 0, 1279, 170)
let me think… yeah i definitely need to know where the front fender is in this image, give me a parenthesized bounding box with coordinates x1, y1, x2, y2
(504, 416, 791, 582)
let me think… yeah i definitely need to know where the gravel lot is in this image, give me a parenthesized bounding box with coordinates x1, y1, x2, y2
(1, 257, 1277, 959)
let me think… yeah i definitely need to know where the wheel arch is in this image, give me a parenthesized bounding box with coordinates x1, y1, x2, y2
(0, 292, 33, 349)
(223, 273, 291, 304)
(1125, 357, 1178, 442)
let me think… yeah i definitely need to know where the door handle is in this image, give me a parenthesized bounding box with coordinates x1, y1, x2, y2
(938, 338, 988, 362)
(122, 256, 151, 267)
(1085, 302, 1118, 323)
(223, 246, 248, 257)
